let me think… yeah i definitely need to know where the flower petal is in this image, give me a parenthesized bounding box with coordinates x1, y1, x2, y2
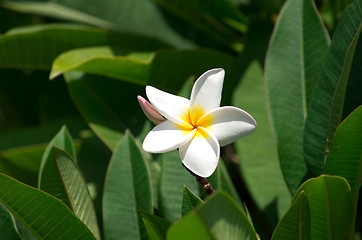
(146, 86, 192, 127)
(137, 95, 165, 125)
(199, 106, 256, 146)
(143, 120, 196, 153)
(190, 69, 224, 123)
(179, 127, 220, 177)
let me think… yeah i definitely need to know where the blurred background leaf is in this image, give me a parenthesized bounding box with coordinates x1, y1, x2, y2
(0, 203, 22, 240)
(234, 61, 291, 234)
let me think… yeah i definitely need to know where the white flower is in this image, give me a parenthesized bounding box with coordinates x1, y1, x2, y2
(141, 68, 256, 177)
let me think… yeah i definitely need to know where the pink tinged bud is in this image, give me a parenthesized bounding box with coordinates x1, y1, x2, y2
(137, 95, 165, 125)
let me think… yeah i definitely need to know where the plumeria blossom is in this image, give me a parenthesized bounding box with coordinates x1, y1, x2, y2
(139, 68, 256, 177)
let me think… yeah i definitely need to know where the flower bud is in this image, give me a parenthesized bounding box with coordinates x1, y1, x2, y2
(137, 95, 165, 125)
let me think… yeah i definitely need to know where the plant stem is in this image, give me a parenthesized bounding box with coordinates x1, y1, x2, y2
(195, 176, 215, 195)
(182, 163, 215, 195)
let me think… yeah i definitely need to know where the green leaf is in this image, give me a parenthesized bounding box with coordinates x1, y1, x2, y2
(154, 0, 246, 48)
(206, 161, 242, 207)
(303, 0, 362, 176)
(2, 1, 115, 29)
(233, 61, 291, 227)
(64, 72, 144, 150)
(139, 211, 171, 240)
(196, 192, 258, 240)
(0, 24, 169, 70)
(166, 213, 215, 240)
(103, 132, 152, 240)
(182, 186, 203, 216)
(0, 144, 45, 188)
(0, 117, 86, 187)
(0, 173, 96, 240)
(0, 203, 22, 240)
(38, 126, 75, 187)
(294, 175, 353, 240)
(272, 192, 310, 240)
(325, 106, 362, 238)
(325, 105, 362, 196)
(326, 26, 362, 154)
(265, 0, 330, 193)
(49, 46, 151, 81)
(142, 217, 163, 240)
(3, 0, 200, 48)
(55, 48, 235, 92)
(159, 150, 199, 223)
(39, 147, 101, 239)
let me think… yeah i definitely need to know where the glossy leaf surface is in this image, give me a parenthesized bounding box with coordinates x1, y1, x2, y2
(265, 0, 330, 193)
(0, 173, 96, 240)
(103, 132, 152, 240)
(294, 175, 353, 239)
(304, 0, 362, 176)
(182, 186, 203, 216)
(40, 147, 100, 239)
(272, 192, 310, 240)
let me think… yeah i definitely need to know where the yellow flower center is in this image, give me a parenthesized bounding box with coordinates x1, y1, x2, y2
(179, 105, 214, 138)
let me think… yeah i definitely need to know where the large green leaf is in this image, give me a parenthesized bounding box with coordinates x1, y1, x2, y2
(54, 48, 235, 92)
(154, 0, 246, 49)
(0, 173, 96, 240)
(39, 147, 101, 239)
(62, 49, 235, 150)
(0, 24, 170, 70)
(325, 105, 362, 237)
(0, 203, 22, 240)
(176, 192, 258, 240)
(234, 61, 291, 227)
(294, 175, 353, 240)
(49, 47, 151, 81)
(2, 0, 201, 48)
(265, 0, 330, 193)
(159, 150, 199, 223)
(326, 26, 362, 153)
(103, 132, 152, 240)
(166, 213, 215, 240)
(325, 105, 362, 196)
(272, 192, 310, 240)
(2, 1, 115, 29)
(303, 0, 362, 176)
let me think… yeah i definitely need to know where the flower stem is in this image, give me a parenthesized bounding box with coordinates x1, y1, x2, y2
(182, 163, 215, 195)
(195, 176, 215, 195)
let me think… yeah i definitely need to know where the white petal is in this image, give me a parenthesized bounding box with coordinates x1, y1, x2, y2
(179, 127, 220, 177)
(189, 69, 224, 123)
(146, 86, 192, 127)
(199, 106, 256, 146)
(143, 120, 196, 153)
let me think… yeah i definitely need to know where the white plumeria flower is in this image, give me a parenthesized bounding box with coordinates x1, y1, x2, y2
(141, 68, 256, 177)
